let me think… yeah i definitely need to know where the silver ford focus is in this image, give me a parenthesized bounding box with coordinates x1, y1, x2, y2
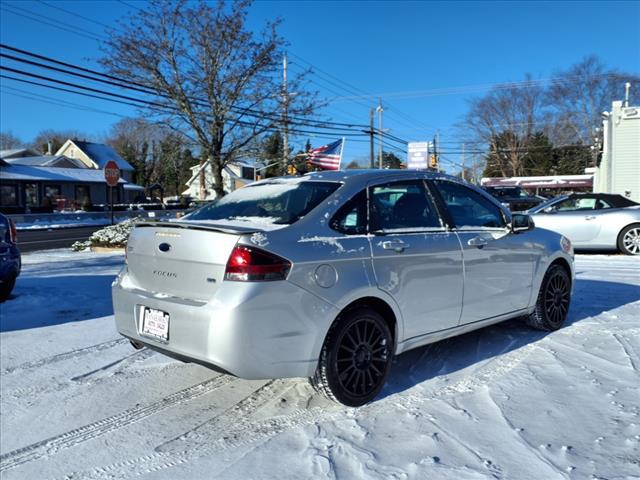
(113, 170, 574, 406)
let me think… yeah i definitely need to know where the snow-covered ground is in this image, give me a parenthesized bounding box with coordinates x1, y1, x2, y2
(0, 250, 638, 479)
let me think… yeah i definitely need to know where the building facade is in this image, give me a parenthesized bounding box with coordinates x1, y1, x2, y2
(593, 100, 640, 202)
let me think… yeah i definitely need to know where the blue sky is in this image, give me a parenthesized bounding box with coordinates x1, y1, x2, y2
(1, 0, 639, 172)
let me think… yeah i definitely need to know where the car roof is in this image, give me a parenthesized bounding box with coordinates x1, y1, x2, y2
(302, 169, 461, 184)
(568, 192, 639, 207)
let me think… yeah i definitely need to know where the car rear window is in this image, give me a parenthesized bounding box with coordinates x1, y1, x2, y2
(185, 180, 341, 225)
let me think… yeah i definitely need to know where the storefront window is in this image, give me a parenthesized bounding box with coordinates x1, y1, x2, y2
(1, 184, 18, 206)
(44, 185, 61, 199)
(75, 185, 91, 207)
(25, 183, 39, 206)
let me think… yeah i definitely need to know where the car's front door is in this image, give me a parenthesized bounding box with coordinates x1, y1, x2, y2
(536, 197, 603, 243)
(369, 179, 463, 339)
(431, 180, 537, 325)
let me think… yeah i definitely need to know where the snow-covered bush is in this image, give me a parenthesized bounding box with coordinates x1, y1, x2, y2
(71, 218, 139, 251)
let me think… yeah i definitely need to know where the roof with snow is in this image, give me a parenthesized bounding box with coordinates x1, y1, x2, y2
(0, 148, 40, 160)
(0, 164, 128, 184)
(66, 140, 134, 171)
(5, 155, 86, 168)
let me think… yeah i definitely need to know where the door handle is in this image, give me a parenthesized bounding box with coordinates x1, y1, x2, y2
(382, 240, 409, 252)
(467, 236, 488, 248)
(585, 215, 596, 220)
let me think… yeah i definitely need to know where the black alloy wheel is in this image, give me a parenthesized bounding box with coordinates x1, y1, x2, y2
(312, 307, 393, 406)
(525, 264, 571, 331)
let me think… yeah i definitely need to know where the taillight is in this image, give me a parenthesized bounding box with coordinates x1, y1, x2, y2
(9, 219, 17, 243)
(225, 245, 291, 282)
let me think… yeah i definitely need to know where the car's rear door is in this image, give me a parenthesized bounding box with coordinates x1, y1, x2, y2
(369, 179, 463, 339)
(430, 179, 536, 324)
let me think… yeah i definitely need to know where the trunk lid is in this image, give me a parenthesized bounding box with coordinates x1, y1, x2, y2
(125, 221, 257, 301)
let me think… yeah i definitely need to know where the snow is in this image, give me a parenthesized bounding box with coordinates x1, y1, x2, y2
(1, 252, 639, 479)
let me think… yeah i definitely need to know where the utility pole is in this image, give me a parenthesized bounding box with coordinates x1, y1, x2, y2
(282, 53, 289, 175)
(461, 143, 465, 181)
(369, 108, 375, 169)
(376, 99, 384, 169)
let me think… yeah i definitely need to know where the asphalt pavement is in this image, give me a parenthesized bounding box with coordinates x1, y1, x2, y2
(17, 226, 105, 252)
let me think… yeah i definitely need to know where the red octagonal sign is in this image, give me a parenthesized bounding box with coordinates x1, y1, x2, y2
(104, 160, 121, 187)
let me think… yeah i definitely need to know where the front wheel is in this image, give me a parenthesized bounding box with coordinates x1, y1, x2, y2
(525, 264, 571, 331)
(618, 223, 640, 255)
(311, 307, 393, 407)
(0, 275, 16, 302)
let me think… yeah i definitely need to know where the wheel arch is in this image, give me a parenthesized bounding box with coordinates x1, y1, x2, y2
(334, 296, 400, 353)
(617, 222, 640, 255)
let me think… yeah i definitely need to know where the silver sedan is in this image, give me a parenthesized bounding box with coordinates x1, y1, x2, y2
(527, 193, 640, 255)
(113, 170, 574, 406)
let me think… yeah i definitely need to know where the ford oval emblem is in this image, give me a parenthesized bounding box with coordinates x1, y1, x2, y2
(158, 242, 171, 252)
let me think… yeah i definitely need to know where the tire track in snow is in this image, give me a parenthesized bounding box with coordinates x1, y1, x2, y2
(0, 338, 128, 375)
(55, 342, 543, 480)
(0, 375, 235, 472)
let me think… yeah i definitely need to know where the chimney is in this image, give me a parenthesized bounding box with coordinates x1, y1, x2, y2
(47, 141, 52, 155)
(624, 82, 631, 107)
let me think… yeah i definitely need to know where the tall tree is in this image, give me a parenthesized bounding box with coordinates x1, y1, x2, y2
(382, 152, 403, 169)
(545, 56, 640, 146)
(101, 0, 315, 198)
(0, 131, 23, 150)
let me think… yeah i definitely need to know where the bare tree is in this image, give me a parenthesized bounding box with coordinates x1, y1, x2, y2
(546, 56, 640, 146)
(30, 129, 89, 154)
(462, 74, 546, 177)
(101, 0, 315, 198)
(0, 131, 23, 150)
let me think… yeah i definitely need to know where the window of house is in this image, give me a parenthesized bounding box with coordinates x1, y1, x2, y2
(0, 184, 18, 206)
(44, 185, 61, 199)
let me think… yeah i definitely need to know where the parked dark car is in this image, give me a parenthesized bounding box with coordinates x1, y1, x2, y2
(0, 213, 21, 302)
(483, 186, 544, 212)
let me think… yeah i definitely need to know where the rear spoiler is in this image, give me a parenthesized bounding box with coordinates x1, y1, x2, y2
(133, 219, 262, 235)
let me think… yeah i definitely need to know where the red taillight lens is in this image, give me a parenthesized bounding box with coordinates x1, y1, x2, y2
(225, 245, 291, 282)
(9, 219, 17, 243)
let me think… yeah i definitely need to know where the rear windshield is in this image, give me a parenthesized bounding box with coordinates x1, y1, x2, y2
(185, 180, 341, 225)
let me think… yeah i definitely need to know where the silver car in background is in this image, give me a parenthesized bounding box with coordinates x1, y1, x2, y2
(527, 193, 640, 255)
(113, 170, 574, 406)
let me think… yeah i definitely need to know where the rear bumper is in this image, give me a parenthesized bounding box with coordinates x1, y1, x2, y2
(112, 271, 339, 379)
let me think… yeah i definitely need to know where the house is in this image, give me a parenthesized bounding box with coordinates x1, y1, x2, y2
(593, 95, 640, 202)
(0, 141, 144, 213)
(56, 139, 135, 182)
(0, 148, 41, 160)
(183, 160, 256, 200)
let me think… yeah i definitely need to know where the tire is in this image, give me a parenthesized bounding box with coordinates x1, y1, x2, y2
(617, 223, 640, 255)
(311, 307, 393, 407)
(0, 275, 16, 303)
(525, 264, 571, 331)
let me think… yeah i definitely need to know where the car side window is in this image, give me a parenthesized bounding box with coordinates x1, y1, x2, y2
(370, 180, 442, 231)
(552, 197, 596, 211)
(331, 190, 368, 235)
(433, 180, 506, 229)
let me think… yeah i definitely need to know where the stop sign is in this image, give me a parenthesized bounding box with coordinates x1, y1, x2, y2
(104, 160, 120, 187)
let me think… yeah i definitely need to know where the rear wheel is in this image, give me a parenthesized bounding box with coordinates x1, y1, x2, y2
(617, 223, 640, 255)
(525, 264, 571, 331)
(311, 307, 393, 407)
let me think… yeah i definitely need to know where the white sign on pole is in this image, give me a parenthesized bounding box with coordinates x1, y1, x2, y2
(407, 142, 430, 169)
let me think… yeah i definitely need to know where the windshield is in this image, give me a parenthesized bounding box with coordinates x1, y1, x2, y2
(486, 187, 528, 198)
(185, 180, 341, 225)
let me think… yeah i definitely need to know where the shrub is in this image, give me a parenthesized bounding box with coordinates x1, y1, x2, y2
(71, 218, 139, 251)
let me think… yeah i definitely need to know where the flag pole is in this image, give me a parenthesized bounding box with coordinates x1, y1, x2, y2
(339, 137, 346, 170)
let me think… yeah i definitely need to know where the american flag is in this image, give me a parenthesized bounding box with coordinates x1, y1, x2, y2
(307, 139, 344, 170)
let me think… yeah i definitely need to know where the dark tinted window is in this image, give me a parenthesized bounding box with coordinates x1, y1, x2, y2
(371, 180, 442, 231)
(186, 180, 340, 225)
(331, 190, 368, 235)
(435, 181, 505, 228)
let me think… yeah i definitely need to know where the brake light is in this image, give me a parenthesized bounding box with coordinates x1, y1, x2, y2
(225, 245, 291, 282)
(9, 219, 17, 243)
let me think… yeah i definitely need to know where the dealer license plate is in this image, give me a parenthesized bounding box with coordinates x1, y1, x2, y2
(141, 307, 170, 341)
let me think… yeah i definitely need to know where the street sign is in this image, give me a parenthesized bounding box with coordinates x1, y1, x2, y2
(407, 142, 430, 169)
(104, 160, 120, 187)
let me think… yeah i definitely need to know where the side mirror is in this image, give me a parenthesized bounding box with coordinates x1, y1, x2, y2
(511, 213, 534, 233)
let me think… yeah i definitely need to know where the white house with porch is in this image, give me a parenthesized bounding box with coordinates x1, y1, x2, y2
(183, 160, 256, 200)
